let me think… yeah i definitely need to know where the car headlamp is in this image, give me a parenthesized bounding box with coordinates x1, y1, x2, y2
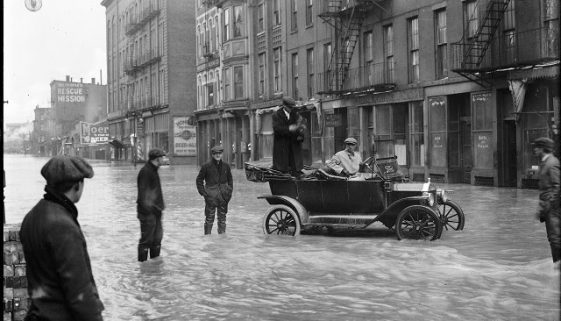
(423, 192, 435, 206)
(436, 189, 448, 203)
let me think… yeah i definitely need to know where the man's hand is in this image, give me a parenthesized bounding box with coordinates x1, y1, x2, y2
(289, 124, 298, 132)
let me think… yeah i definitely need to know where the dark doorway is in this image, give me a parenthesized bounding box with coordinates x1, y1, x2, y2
(501, 120, 517, 187)
(448, 94, 472, 183)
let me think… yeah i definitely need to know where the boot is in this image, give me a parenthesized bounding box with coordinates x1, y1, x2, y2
(138, 246, 149, 262)
(218, 223, 226, 234)
(150, 245, 161, 259)
(204, 223, 213, 235)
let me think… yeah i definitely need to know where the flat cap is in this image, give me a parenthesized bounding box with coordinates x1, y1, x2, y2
(210, 145, 224, 153)
(41, 156, 94, 186)
(282, 97, 296, 107)
(148, 148, 166, 160)
(344, 137, 358, 145)
(532, 137, 554, 150)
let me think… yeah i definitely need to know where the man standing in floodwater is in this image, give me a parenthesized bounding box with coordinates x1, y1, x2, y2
(20, 156, 104, 321)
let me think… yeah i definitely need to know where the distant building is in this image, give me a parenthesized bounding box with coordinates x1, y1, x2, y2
(50, 75, 108, 155)
(101, 0, 197, 164)
(30, 106, 55, 156)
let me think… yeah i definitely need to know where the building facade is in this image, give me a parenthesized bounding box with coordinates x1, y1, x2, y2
(30, 106, 55, 156)
(196, 0, 559, 187)
(101, 0, 197, 164)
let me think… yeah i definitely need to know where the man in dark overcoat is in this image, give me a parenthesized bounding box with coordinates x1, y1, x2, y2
(272, 97, 305, 174)
(137, 148, 166, 262)
(20, 156, 104, 321)
(196, 145, 233, 234)
(532, 137, 560, 267)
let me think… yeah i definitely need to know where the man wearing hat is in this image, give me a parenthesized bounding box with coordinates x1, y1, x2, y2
(272, 96, 306, 175)
(532, 137, 560, 266)
(325, 137, 363, 178)
(137, 148, 166, 261)
(196, 145, 233, 234)
(20, 156, 104, 321)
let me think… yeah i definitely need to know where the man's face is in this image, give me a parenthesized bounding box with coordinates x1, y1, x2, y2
(212, 151, 223, 161)
(283, 105, 293, 113)
(74, 180, 84, 203)
(533, 146, 544, 158)
(345, 143, 357, 152)
(153, 156, 164, 168)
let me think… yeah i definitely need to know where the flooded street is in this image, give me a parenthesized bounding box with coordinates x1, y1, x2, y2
(4, 154, 559, 320)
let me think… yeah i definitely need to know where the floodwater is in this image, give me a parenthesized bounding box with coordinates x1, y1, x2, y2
(4, 154, 559, 320)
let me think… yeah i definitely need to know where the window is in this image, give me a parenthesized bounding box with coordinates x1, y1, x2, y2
(410, 102, 424, 166)
(258, 53, 266, 96)
(273, 47, 282, 92)
(292, 53, 299, 99)
(257, 4, 264, 33)
(234, 6, 243, 37)
(291, 0, 298, 31)
(224, 8, 231, 41)
(375, 104, 408, 162)
(307, 48, 314, 98)
(273, 0, 281, 26)
(363, 31, 373, 85)
(543, 0, 559, 57)
(465, 1, 479, 38)
(408, 17, 419, 83)
(306, 0, 313, 26)
(383, 25, 394, 83)
(234, 66, 244, 99)
(324, 42, 332, 90)
(223, 68, 231, 100)
(210, 20, 216, 52)
(435, 9, 448, 78)
(503, 1, 516, 63)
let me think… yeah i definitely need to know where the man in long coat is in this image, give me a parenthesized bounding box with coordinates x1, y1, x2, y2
(272, 97, 305, 174)
(532, 137, 560, 267)
(20, 156, 104, 321)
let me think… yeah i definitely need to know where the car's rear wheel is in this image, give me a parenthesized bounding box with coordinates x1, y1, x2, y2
(262, 205, 301, 236)
(395, 205, 442, 241)
(438, 200, 465, 231)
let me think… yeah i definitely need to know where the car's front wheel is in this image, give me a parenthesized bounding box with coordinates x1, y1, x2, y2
(438, 200, 465, 231)
(395, 205, 442, 241)
(262, 205, 301, 236)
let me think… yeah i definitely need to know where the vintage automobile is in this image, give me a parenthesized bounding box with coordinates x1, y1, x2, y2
(245, 156, 465, 240)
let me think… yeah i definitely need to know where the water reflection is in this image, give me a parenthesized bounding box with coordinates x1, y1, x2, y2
(4, 154, 559, 320)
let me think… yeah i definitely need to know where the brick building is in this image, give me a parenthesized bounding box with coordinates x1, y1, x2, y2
(101, 0, 197, 164)
(196, 0, 559, 187)
(30, 106, 55, 156)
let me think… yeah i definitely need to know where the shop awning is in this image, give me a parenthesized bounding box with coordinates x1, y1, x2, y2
(109, 139, 125, 148)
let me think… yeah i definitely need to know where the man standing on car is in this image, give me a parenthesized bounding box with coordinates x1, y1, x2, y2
(532, 137, 560, 268)
(137, 148, 166, 262)
(272, 97, 306, 176)
(196, 145, 233, 235)
(20, 156, 104, 321)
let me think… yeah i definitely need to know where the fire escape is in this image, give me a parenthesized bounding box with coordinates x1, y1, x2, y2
(451, 0, 511, 87)
(319, 0, 384, 95)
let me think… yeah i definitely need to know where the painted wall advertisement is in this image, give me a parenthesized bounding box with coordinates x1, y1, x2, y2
(173, 117, 196, 156)
(80, 122, 109, 144)
(56, 82, 87, 103)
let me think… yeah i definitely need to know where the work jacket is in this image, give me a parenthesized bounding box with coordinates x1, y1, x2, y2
(137, 161, 165, 217)
(196, 159, 233, 206)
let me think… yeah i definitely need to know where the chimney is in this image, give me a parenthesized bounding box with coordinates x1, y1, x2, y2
(91, 78, 96, 84)
(80, 78, 83, 83)
(65, 75, 70, 82)
(70, 77, 73, 82)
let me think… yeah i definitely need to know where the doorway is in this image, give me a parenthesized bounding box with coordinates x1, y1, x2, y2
(501, 120, 517, 187)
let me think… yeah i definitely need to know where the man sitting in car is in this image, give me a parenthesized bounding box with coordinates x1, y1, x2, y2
(325, 137, 363, 178)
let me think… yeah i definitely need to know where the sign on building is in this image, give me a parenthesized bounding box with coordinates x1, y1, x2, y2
(173, 117, 196, 156)
(56, 83, 87, 103)
(80, 122, 109, 144)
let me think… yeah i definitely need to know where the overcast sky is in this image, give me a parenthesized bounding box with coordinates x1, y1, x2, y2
(3, 0, 107, 125)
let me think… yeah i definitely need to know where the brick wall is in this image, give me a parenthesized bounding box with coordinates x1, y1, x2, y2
(3, 225, 29, 321)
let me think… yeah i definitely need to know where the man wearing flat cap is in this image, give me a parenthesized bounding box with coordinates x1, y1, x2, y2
(325, 137, 363, 178)
(137, 148, 166, 261)
(272, 97, 306, 175)
(20, 156, 104, 321)
(196, 145, 233, 234)
(532, 137, 560, 267)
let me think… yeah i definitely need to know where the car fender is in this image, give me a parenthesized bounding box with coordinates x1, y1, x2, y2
(257, 195, 309, 224)
(368, 196, 430, 229)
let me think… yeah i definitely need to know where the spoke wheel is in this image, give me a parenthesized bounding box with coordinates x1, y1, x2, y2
(438, 200, 465, 231)
(262, 205, 301, 236)
(395, 205, 442, 241)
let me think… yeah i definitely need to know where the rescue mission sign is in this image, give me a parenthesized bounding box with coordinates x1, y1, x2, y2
(57, 83, 86, 103)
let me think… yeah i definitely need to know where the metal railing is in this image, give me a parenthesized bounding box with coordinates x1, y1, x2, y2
(451, 26, 559, 71)
(317, 61, 393, 93)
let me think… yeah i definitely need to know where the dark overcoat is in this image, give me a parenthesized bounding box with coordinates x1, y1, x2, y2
(196, 159, 233, 206)
(537, 153, 561, 262)
(272, 108, 304, 172)
(19, 187, 104, 321)
(137, 161, 165, 217)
